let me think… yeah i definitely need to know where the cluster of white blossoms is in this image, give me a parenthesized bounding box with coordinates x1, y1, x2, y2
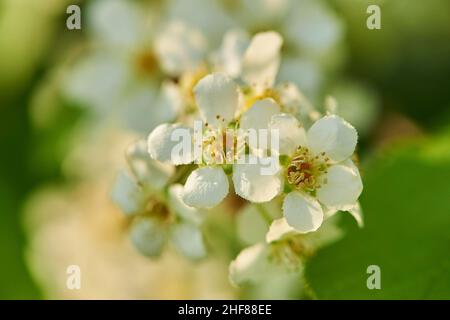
(112, 28, 363, 285)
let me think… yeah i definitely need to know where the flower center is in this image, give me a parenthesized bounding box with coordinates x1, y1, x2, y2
(143, 198, 172, 222)
(268, 237, 305, 271)
(201, 128, 244, 165)
(134, 50, 158, 76)
(244, 87, 281, 110)
(286, 146, 330, 193)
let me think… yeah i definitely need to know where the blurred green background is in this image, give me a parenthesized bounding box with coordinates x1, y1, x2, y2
(0, 0, 449, 299)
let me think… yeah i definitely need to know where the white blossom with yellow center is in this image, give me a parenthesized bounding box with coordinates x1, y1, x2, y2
(233, 113, 363, 233)
(111, 140, 206, 259)
(147, 69, 286, 209)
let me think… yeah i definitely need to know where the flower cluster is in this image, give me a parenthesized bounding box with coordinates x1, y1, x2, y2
(112, 27, 363, 285)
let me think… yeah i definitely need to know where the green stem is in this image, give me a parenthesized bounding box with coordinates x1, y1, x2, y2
(165, 164, 196, 188)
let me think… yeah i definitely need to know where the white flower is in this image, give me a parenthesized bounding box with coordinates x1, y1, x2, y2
(63, 0, 207, 133)
(147, 69, 319, 210)
(229, 0, 343, 57)
(111, 140, 206, 259)
(229, 215, 344, 286)
(154, 21, 208, 77)
(165, 0, 236, 48)
(180, 72, 246, 208)
(233, 114, 363, 232)
(214, 30, 316, 122)
(217, 0, 344, 101)
(147, 73, 247, 209)
(214, 30, 283, 93)
(111, 140, 174, 216)
(128, 184, 206, 259)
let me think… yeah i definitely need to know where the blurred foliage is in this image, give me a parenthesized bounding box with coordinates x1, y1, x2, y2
(0, 93, 42, 299)
(332, 0, 450, 128)
(0, 0, 78, 299)
(305, 127, 450, 299)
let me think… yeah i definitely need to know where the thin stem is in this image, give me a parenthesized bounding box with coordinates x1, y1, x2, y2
(165, 164, 196, 188)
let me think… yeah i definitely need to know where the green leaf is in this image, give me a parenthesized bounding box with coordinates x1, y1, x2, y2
(305, 132, 450, 299)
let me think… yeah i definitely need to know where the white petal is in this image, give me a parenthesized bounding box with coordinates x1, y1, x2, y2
(166, 0, 234, 47)
(214, 29, 250, 78)
(238, 0, 290, 29)
(307, 115, 358, 162)
(240, 98, 280, 131)
(147, 123, 193, 165)
(232, 155, 282, 203)
(285, 0, 343, 53)
(171, 222, 206, 260)
(241, 31, 283, 89)
(193, 73, 239, 127)
(283, 192, 324, 233)
(168, 184, 203, 225)
(121, 80, 182, 133)
(266, 218, 297, 243)
(183, 167, 229, 208)
(275, 80, 316, 118)
(87, 0, 144, 48)
(157, 81, 183, 117)
(154, 21, 207, 76)
(269, 113, 307, 156)
(110, 170, 146, 216)
(277, 58, 323, 100)
(126, 140, 174, 189)
(229, 243, 280, 286)
(301, 214, 344, 249)
(129, 216, 168, 257)
(317, 160, 363, 209)
(63, 53, 129, 112)
(117, 83, 159, 133)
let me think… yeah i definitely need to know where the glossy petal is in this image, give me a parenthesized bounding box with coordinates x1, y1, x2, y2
(307, 115, 357, 162)
(147, 123, 193, 165)
(183, 167, 229, 208)
(241, 31, 283, 89)
(283, 191, 324, 233)
(269, 113, 307, 156)
(168, 184, 203, 225)
(240, 98, 280, 131)
(233, 155, 282, 203)
(316, 159, 363, 209)
(194, 73, 240, 127)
